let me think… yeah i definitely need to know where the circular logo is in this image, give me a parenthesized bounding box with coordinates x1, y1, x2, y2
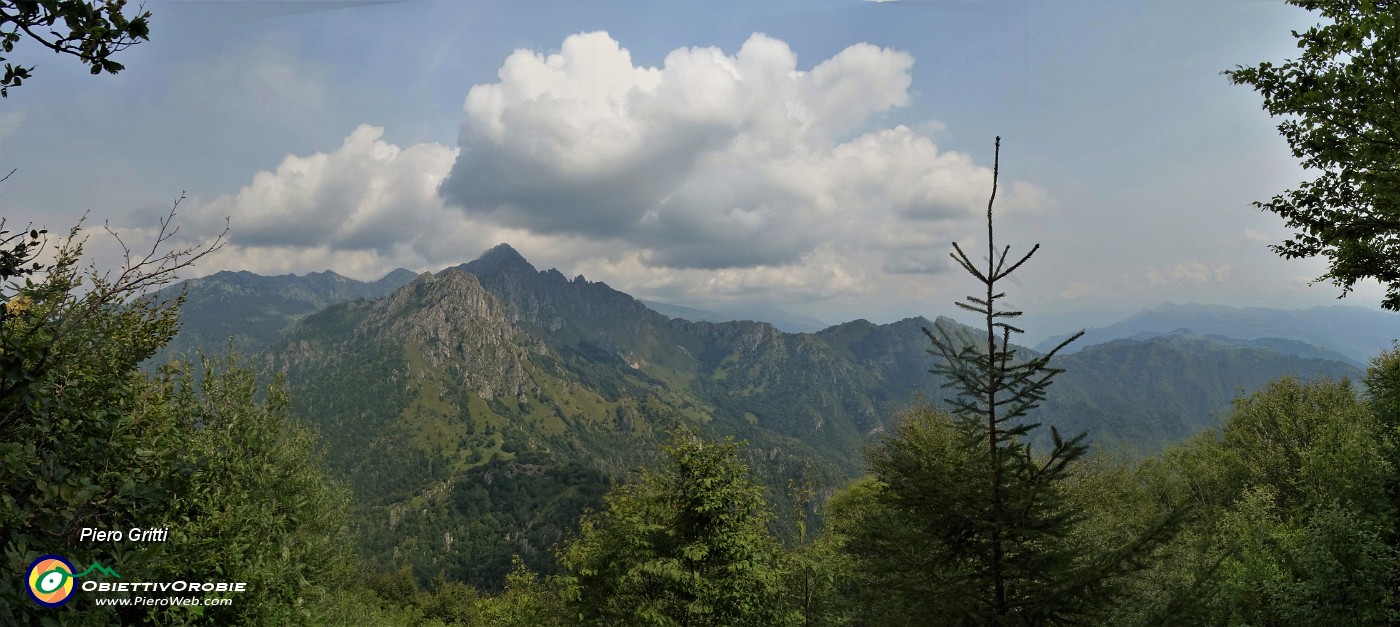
(26, 554, 76, 607)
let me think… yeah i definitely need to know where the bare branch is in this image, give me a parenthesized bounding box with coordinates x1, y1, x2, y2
(0, 192, 226, 406)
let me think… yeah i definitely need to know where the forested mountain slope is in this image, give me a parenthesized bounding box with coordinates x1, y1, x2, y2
(165, 245, 1365, 586)
(1045, 332, 1362, 451)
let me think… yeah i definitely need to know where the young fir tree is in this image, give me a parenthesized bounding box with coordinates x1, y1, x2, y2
(852, 137, 1170, 625)
(922, 137, 1089, 620)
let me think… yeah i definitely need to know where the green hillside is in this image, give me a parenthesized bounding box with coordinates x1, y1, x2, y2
(201, 246, 1359, 587)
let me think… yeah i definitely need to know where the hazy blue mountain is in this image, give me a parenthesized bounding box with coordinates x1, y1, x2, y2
(722, 303, 828, 333)
(642, 299, 826, 333)
(152, 267, 417, 361)
(1042, 332, 1363, 452)
(1036, 301, 1397, 364)
(808, 320, 1363, 452)
(1119, 329, 1361, 365)
(640, 300, 731, 323)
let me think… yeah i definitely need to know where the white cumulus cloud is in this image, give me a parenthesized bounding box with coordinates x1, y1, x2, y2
(175, 31, 1053, 306)
(440, 31, 1048, 274)
(164, 125, 527, 280)
(190, 125, 459, 263)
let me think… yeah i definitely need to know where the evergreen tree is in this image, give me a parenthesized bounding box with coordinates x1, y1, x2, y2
(919, 136, 1089, 621)
(848, 138, 1170, 625)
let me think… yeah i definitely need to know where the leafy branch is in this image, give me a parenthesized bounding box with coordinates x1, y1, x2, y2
(0, 0, 151, 96)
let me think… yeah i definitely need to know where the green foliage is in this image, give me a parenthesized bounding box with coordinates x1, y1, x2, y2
(1365, 341, 1400, 429)
(845, 405, 1122, 625)
(1, 228, 188, 625)
(312, 585, 450, 627)
(476, 556, 569, 627)
(1120, 374, 1400, 625)
(779, 473, 854, 627)
(365, 455, 609, 589)
(819, 476, 887, 622)
(1211, 377, 1398, 624)
(0, 214, 355, 625)
(840, 408, 964, 624)
(145, 354, 356, 625)
(344, 558, 568, 626)
(0, 0, 152, 96)
(0, 221, 45, 283)
(557, 428, 791, 626)
(1223, 377, 1383, 512)
(1226, 0, 1400, 310)
(1059, 449, 1216, 626)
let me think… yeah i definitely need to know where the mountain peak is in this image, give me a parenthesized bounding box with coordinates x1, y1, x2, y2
(377, 267, 417, 282)
(480, 243, 527, 263)
(304, 269, 352, 285)
(464, 243, 536, 276)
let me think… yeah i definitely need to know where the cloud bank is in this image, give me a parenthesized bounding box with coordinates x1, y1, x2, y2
(181, 31, 1051, 306)
(440, 31, 1046, 273)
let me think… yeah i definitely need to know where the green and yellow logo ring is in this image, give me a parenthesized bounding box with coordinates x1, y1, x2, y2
(27, 554, 77, 607)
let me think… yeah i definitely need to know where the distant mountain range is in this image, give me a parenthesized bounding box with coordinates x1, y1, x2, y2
(641, 299, 829, 333)
(152, 267, 417, 362)
(1036, 301, 1396, 365)
(156, 245, 1375, 587)
(641, 300, 730, 324)
(1046, 330, 1362, 451)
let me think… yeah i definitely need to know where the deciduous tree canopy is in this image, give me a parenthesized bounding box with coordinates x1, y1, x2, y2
(1227, 0, 1400, 309)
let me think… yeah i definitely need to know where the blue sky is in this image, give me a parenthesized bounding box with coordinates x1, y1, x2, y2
(0, 0, 1385, 338)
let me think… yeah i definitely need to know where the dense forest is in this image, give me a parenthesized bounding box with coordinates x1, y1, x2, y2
(5, 0, 1400, 624)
